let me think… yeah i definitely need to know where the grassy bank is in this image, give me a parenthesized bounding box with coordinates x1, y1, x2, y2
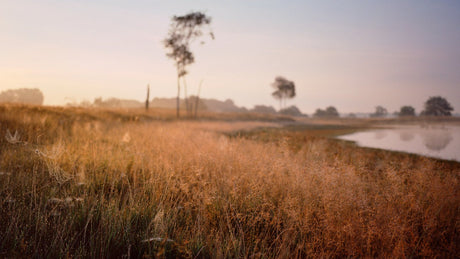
(1, 105, 459, 257)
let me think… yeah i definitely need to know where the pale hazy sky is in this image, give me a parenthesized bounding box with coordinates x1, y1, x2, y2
(1, 0, 459, 114)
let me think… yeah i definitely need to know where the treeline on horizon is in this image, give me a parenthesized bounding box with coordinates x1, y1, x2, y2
(0, 88, 455, 118)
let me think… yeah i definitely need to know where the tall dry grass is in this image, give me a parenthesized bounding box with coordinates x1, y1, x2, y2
(0, 105, 459, 258)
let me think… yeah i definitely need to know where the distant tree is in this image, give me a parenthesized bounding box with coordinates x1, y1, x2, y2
(0, 88, 44, 105)
(93, 97, 121, 107)
(370, 106, 388, 118)
(188, 95, 207, 112)
(93, 97, 143, 108)
(347, 113, 357, 118)
(279, 105, 304, 117)
(325, 106, 339, 117)
(421, 96, 453, 116)
(271, 76, 295, 109)
(164, 11, 214, 118)
(313, 109, 325, 117)
(251, 105, 277, 114)
(399, 106, 416, 117)
(313, 106, 339, 118)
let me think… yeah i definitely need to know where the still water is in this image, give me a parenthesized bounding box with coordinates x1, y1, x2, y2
(337, 125, 460, 162)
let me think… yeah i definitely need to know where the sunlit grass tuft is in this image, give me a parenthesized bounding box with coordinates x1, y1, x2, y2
(0, 104, 459, 258)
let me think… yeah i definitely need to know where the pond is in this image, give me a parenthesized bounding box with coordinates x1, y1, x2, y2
(337, 124, 460, 162)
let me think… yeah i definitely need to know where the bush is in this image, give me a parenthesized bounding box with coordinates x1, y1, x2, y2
(399, 106, 416, 117)
(0, 88, 44, 105)
(251, 105, 277, 114)
(278, 105, 305, 116)
(314, 106, 339, 118)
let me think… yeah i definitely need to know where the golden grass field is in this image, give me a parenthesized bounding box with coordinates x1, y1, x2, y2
(0, 104, 459, 258)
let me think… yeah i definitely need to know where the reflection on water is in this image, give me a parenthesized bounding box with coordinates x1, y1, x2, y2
(374, 131, 387, 140)
(399, 131, 414, 141)
(423, 130, 453, 151)
(338, 125, 460, 162)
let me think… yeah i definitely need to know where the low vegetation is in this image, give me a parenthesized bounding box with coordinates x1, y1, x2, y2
(0, 105, 459, 257)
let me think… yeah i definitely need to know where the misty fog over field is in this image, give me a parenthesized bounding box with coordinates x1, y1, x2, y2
(1, 1, 459, 258)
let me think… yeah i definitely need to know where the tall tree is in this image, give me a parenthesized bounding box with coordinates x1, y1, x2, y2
(193, 80, 204, 118)
(271, 76, 296, 109)
(164, 12, 213, 118)
(421, 96, 453, 116)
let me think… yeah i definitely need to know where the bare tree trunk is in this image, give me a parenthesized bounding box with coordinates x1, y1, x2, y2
(145, 84, 150, 111)
(194, 80, 203, 118)
(183, 77, 189, 116)
(176, 76, 180, 118)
